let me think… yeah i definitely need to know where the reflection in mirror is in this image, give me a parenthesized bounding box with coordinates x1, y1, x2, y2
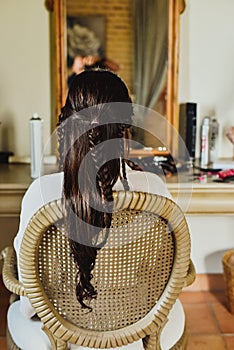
(66, 14, 122, 89)
(66, 1, 168, 113)
(132, 1, 168, 110)
(132, 0, 169, 146)
(48, 0, 184, 153)
(66, 0, 133, 92)
(65, 0, 169, 148)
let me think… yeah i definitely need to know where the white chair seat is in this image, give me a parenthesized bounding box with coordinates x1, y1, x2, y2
(7, 299, 185, 350)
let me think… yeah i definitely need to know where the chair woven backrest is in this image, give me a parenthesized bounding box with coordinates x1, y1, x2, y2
(20, 191, 191, 348)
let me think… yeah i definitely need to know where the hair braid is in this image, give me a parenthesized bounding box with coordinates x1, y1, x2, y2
(89, 126, 118, 228)
(57, 114, 65, 171)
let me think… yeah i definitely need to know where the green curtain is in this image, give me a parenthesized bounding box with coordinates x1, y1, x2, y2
(132, 0, 169, 109)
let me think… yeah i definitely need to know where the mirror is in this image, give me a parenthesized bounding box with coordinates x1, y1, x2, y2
(46, 0, 185, 152)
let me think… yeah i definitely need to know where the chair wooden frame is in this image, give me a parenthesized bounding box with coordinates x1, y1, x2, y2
(2, 191, 195, 350)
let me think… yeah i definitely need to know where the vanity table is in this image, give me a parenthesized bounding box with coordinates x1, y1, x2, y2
(0, 163, 56, 270)
(167, 177, 234, 215)
(1, 163, 234, 275)
(0, 163, 57, 216)
(0, 163, 32, 217)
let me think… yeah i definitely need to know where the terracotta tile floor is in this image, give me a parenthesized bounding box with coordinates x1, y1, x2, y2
(1, 276, 234, 349)
(180, 291, 234, 349)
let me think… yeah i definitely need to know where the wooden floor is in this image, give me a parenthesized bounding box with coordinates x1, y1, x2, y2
(1, 277, 234, 349)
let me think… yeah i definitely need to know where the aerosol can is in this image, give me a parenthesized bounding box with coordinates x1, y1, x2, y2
(29, 113, 43, 178)
(200, 116, 219, 168)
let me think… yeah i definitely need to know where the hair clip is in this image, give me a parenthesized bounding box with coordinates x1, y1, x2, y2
(91, 119, 99, 126)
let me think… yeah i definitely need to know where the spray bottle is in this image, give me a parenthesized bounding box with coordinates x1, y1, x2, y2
(29, 113, 43, 178)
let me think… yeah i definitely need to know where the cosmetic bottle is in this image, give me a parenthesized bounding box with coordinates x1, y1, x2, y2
(29, 113, 43, 178)
(200, 116, 210, 168)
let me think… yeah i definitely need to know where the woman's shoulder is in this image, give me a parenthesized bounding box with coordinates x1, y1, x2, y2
(28, 172, 63, 188)
(126, 168, 171, 199)
(127, 168, 166, 186)
(22, 172, 64, 205)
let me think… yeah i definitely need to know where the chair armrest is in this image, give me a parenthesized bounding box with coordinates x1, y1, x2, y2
(0, 246, 26, 296)
(184, 259, 196, 287)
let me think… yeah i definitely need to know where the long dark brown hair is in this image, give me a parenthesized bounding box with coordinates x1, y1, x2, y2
(57, 69, 138, 310)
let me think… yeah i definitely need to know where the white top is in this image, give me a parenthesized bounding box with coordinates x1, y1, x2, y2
(14, 166, 171, 318)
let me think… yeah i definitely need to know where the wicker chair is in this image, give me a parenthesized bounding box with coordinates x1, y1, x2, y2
(1, 191, 195, 350)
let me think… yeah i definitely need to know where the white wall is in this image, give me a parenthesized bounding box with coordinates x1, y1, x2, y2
(179, 0, 234, 159)
(186, 215, 234, 273)
(0, 0, 50, 157)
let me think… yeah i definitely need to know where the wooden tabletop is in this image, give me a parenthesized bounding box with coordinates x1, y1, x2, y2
(1, 162, 234, 215)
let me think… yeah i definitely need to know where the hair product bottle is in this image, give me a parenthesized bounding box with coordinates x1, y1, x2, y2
(29, 113, 43, 178)
(200, 116, 210, 168)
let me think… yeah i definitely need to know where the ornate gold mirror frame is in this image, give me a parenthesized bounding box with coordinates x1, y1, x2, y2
(45, 0, 185, 151)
